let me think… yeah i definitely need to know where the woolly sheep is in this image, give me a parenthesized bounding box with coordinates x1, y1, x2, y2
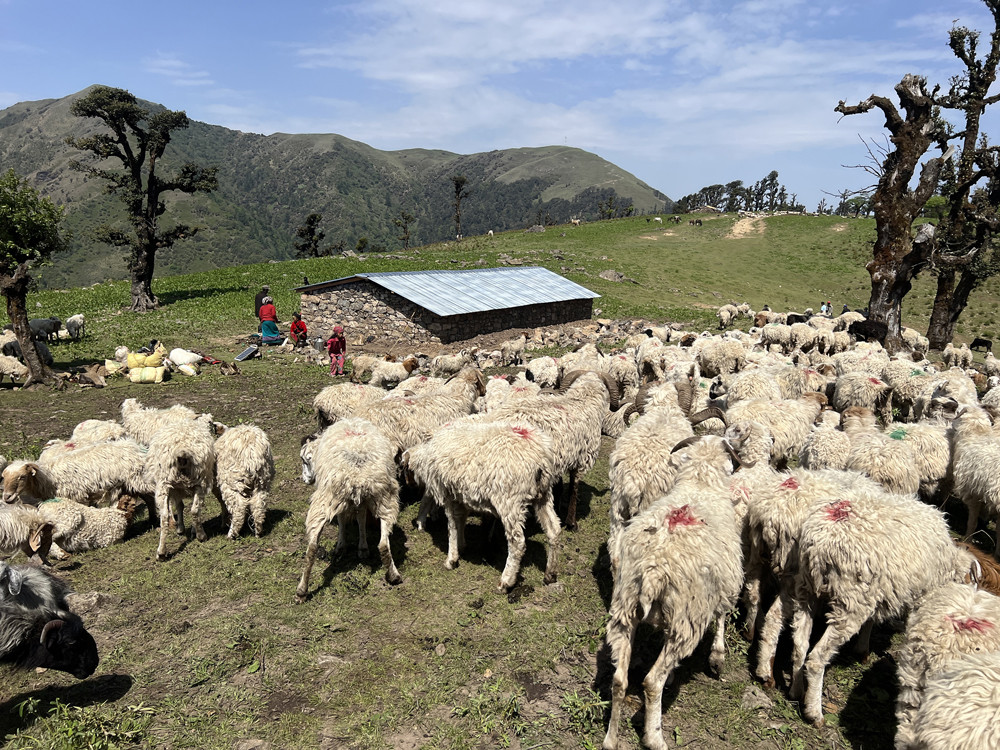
(789, 489, 979, 726)
(145, 416, 216, 561)
(499, 335, 527, 366)
(428, 350, 474, 379)
(951, 422, 1000, 557)
(0, 354, 29, 384)
(70, 419, 128, 445)
(602, 436, 744, 750)
(64, 314, 85, 341)
(348, 353, 391, 383)
(0, 563, 99, 679)
(120, 398, 199, 445)
(716, 303, 738, 329)
(696, 337, 746, 377)
(213, 424, 275, 539)
(524, 356, 561, 388)
(0, 504, 52, 565)
(909, 651, 1000, 750)
(894, 581, 1000, 749)
(37, 494, 140, 554)
(841, 407, 922, 495)
(407, 418, 560, 592)
(799, 409, 851, 470)
(296, 418, 402, 602)
(369, 356, 419, 388)
(985, 351, 1000, 379)
(313, 381, 387, 429)
(726, 392, 827, 468)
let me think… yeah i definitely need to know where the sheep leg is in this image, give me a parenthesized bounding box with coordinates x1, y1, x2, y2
(534, 490, 561, 585)
(190, 487, 208, 542)
(497, 512, 526, 592)
(802, 613, 863, 726)
(642, 636, 685, 750)
(755, 586, 794, 687)
(602, 616, 637, 750)
(414, 490, 435, 531)
(333, 515, 348, 557)
(788, 597, 815, 701)
(296, 499, 331, 603)
(377, 516, 402, 585)
(221, 487, 247, 539)
(249, 491, 267, 537)
(564, 468, 579, 530)
(356, 507, 370, 559)
(155, 485, 172, 561)
(443, 501, 463, 570)
(742, 541, 765, 641)
(854, 620, 874, 663)
(708, 612, 729, 676)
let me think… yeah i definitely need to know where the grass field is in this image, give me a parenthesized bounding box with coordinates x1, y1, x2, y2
(0, 213, 993, 749)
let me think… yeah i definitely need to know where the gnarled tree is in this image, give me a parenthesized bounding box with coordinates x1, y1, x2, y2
(0, 169, 68, 386)
(66, 86, 218, 311)
(835, 74, 951, 352)
(925, 5, 1000, 349)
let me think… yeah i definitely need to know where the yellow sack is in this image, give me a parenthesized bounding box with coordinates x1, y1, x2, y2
(177, 363, 199, 377)
(128, 365, 167, 384)
(104, 359, 125, 376)
(126, 343, 166, 369)
(126, 352, 148, 368)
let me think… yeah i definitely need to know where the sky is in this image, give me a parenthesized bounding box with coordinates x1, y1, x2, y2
(2, 0, 997, 210)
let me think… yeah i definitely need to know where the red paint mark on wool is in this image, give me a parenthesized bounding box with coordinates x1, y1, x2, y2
(779, 477, 800, 490)
(824, 500, 852, 522)
(64, 442, 76, 450)
(730, 483, 751, 502)
(946, 615, 994, 633)
(512, 427, 533, 439)
(868, 377, 883, 385)
(664, 505, 704, 531)
(804, 369, 817, 375)
(403, 399, 415, 405)
(343, 430, 364, 437)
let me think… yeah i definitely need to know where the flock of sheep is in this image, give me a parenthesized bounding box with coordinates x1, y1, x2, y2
(3, 304, 1000, 748)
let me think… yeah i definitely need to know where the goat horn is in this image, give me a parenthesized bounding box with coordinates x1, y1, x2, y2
(688, 407, 727, 426)
(722, 439, 744, 472)
(40, 619, 64, 645)
(670, 435, 702, 453)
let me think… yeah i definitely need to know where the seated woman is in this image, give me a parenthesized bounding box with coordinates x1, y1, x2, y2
(257, 296, 283, 344)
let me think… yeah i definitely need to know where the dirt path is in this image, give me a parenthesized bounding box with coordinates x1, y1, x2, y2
(727, 216, 764, 239)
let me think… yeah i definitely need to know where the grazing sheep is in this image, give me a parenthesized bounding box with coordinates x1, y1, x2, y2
(144, 416, 216, 561)
(717, 303, 738, 329)
(895, 581, 1000, 749)
(726, 392, 827, 468)
(840, 407, 922, 495)
(429, 350, 474, 379)
(28, 317, 61, 343)
(524, 356, 561, 388)
(406, 418, 560, 592)
(799, 409, 851, 470)
(313, 382, 387, 429)
(213, 424, 274, 539)
(602, 436, 744, 750)
(37, 494, 140, 554)
(369, 356, 420, 388)
(499, 335, 527, 366)
(295, 418, 402, 602)
(0, 562, 99, 679)
(833, 372, 892, 421)
(696, 338, 746, 377)
(64, 314, 85, 341)
(789, 489, 980, 726)
(69, 419, 127, 445)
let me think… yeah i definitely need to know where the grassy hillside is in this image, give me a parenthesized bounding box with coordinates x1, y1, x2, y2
(1, 214, 996, 750)
(0, 87, 671, 290)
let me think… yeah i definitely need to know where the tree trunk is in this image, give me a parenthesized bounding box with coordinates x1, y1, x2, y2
(129, 245, 159, 312)
(926, 267, 980, 350)
(2, 265, 51, 386)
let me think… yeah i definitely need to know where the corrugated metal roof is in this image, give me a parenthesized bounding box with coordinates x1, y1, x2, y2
(296, 267, 599, 317)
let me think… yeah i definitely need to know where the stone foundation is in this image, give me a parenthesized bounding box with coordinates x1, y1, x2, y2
(300, 280, 593, 344)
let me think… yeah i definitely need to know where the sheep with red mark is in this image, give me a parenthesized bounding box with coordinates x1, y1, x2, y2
(602, 435, 744, 750)
(296, 418, 402, 602)
(405, 418, 560, 592)
(789, 488, 982, 726)
(894, 581, 1000, 749)
(313, 381, 387, 429)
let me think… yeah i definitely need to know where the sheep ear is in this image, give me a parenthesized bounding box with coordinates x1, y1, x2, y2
(971, 558, 983, 591)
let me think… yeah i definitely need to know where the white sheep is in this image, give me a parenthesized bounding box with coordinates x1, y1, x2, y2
(789, 489, 979, 726)
(696, 337, 746, 377)
(69, 419, 127, 445)
(120, 398, 199, 445)
(295, 418, 402, 602)
(524, 356, 561, 388)
(144, 416, 216, 561)
(65, 314, 85, 341)
(499, 335, 527, 366)
(36, 494, 140, 555)
(0, 503, 51, 564)
(313, 381, 387, 429)
(0, 354, 28, 384)
(909, 651, 1000, 750)
(429, 350, 474, 379)
(799, 409, 851, 470)
(841, 407, 922, 495)
(406, 418, 560, 592)
(951, 419, 1000, 556)
(725, 391, 827, 468)
(894, 581, 1000, 749)
(213, 424, 274, 539)
(368, 356, 419, 388)
(716, 303, 738, 329)
(985, 351, 1000, 379)
(602, 435, 743, 750)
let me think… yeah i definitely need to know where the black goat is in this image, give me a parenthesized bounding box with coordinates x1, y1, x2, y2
(971, 337, 993, 353)
(848, 318, 889, 345)
(0, 563, 99, 679)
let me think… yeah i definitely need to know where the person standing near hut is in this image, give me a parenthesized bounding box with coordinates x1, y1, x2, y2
(326, 325, 346, 376)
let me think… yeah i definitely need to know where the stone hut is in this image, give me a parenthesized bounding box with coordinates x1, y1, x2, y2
(297, 267, 599, 345)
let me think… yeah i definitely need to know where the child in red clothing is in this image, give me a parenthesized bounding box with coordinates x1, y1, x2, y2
(326, 325, 346, 376)
(290, 313, 308, 346)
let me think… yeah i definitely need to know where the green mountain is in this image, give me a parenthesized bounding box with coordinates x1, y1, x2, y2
(0, 86, 672, 288)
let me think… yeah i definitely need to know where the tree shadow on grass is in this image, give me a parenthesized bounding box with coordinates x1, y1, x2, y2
(156, 286, 247, 306)
(0, 673, 134, 738)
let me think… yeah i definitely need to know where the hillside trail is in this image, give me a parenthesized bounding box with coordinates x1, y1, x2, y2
(727, 215, 765, 238)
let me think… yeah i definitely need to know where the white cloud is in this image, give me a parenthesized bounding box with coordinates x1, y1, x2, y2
(142, 54, 214, 87)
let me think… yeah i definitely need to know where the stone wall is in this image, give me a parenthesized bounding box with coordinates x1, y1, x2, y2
(300, 280, 593, 345)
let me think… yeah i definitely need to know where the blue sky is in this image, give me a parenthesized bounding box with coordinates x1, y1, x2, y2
(1, 0, 996, 209)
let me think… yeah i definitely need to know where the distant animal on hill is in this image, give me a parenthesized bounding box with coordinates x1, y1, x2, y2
(971, 337, 993, 354)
